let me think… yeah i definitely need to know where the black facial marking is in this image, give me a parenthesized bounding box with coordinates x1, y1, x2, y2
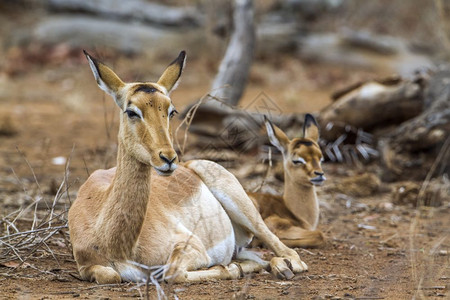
(293, 140, 313, 148)
(134, 85, 159, 94)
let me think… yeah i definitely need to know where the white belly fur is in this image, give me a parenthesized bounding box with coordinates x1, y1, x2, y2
(206, 229, 235, 266)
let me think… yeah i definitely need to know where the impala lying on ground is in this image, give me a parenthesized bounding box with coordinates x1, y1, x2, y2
(68, 50, 307, 284)
(249, 115, 326, 248)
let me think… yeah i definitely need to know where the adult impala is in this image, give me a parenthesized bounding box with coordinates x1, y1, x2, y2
(68, 50, 307, 284)
(249, 115, 326, 248)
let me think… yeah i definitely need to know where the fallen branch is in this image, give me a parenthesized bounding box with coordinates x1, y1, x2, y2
(47, 0, 202, 27)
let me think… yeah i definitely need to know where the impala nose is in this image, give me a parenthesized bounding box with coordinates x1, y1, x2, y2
(314, 171, 324, 177)
(159, 152, 177, 165)
(155, 151, 177, 176)
(310, 171, 326, 186)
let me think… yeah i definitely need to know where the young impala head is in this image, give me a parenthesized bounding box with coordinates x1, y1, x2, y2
(265, 114, 326, 186)
(84, 50, 186, 176)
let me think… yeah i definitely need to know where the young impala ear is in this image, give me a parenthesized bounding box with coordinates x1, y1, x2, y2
(157, 51, 186, 94)
(303, 113, 320, 142)
(83, 50, 125, 109)
(264, 115, 290, 155)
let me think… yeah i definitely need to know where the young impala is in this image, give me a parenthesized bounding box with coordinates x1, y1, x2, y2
(249, 115, 326, 248)
(68, 50, 308, 284)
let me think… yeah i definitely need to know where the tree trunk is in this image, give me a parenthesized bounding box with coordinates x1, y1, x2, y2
(210, 0, 255, 107)
(179, 0, 255, 139)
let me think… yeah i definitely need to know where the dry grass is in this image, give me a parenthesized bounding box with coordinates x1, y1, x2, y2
(0, 163, 71, 271)
(409, 136, 450, 299)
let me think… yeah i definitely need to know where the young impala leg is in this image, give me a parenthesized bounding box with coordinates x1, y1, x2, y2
(264, 215, 325, 248)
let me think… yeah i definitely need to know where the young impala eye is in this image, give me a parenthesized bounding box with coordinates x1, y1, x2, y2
(125, 109, 140, 119)
(292, 157, 307, 165)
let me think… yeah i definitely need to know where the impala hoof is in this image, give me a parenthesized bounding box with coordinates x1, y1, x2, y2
(268, 257, 294, 280)
(268, 255, 308, 280)
(291, 258, 308, 272)
(94, 266, 121, 284)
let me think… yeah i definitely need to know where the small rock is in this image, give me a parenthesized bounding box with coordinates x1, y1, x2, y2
(357, 224, 377, 230)
(52, 156, 67, 166)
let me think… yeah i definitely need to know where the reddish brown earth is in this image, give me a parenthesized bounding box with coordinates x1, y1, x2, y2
(1, 54, 448, 299)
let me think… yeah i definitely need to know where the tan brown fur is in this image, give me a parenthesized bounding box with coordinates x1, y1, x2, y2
(249, 115, 326, 248)
(68, 51, 308, 284)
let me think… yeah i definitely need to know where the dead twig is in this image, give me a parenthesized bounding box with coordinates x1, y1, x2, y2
(410, 136, 450, 297)
(174, 89, 233, 158)
(253, 147, 272, 193)
(15, 146, 44, 199)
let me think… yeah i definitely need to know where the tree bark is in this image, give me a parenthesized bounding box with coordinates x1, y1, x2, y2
(47, 0, 202, 27)
(383, 69, 450, 151)
(319, 76, 425, 141)
(179, 0, 255, 138)
(380, 68, 450, 180)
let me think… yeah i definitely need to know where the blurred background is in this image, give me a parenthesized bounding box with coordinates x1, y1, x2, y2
(0, 0, 447, 188)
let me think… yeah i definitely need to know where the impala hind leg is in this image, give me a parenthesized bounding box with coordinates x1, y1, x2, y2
(185, 160, 308, 279)
(185, 260, 263, 282)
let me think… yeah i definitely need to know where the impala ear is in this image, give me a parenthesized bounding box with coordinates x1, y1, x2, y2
(83, 50, 125, 109)
(157, 51, 186, 94)
(303, 113, 320, 142)
(264, 116, 290, 154)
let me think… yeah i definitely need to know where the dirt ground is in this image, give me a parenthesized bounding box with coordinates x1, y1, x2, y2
(1, 54, 448, 299)
(1, 3, 449, 300)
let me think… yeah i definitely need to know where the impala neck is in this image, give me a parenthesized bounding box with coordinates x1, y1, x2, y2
(97, 141, 152, 260)
(283, 170, 319, 230)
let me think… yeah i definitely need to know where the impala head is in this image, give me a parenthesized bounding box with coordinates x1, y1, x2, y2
(84, 50, 186, 176)
(265, 114, 325, 186)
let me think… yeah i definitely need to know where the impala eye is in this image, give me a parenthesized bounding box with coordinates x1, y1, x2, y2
(292, 157, 306, 165)
(125, 109, 140, 119)
(169, 109, 178, 119)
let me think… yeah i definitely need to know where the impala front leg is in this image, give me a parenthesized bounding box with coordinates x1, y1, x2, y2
(185, 160, 308, 279)
(251, 217, 308, 279)
(164, 235, 211, 283)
